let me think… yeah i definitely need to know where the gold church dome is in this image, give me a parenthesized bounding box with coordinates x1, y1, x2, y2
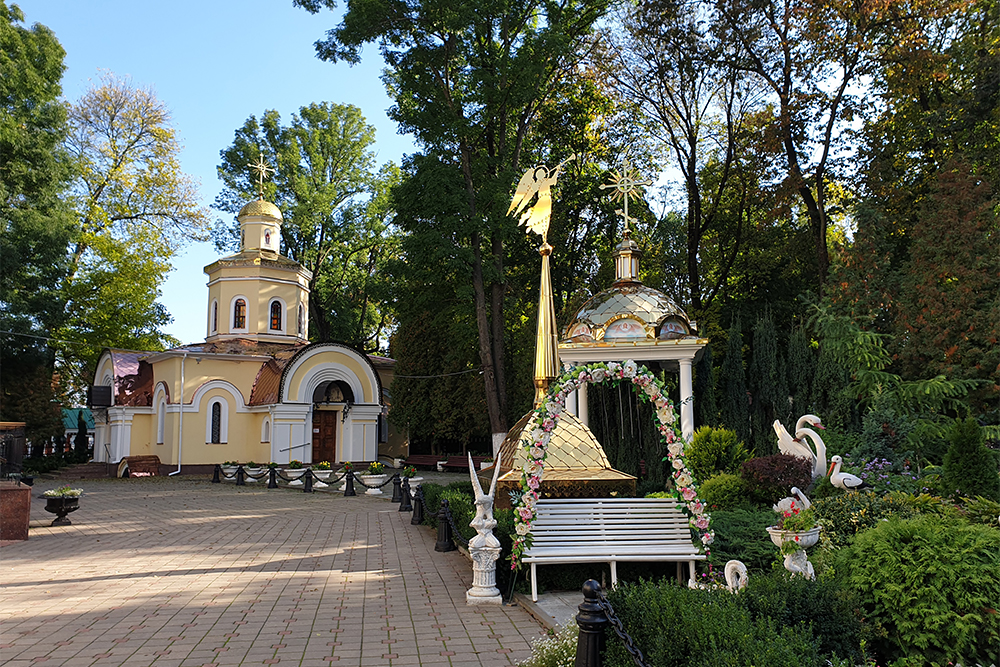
(238, 199, 283, 221)
(563, 284, 693, 343)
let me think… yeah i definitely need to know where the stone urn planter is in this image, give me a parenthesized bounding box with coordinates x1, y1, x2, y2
(244, 466, 264, 483)
(312, 469, 332, 488)
(359, 474, 386, 495)
(767, 526, 820, 579)
(283, 468, 306, 486)
(221, 464, 238, 481)
(404, 476, 424, 497)
(44, 496, 81, 526)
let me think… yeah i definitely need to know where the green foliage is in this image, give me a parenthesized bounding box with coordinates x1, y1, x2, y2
(517, 623, 578, 667)
(718, 317, 750, 446)
(786, 328, 815, 420)
(839, 515, 1000, 666)
(813, 492, 918, 549)
(686, 426, 749, 482)
(741, 572, 863, 660)
(943, 417, 1000, 501)
(850, 395, 914, 463)
(699, 473, 754, 510)
(749, 309, 780, 456)
(960, 495, 1000, 528)
(740, 454, 813, 506)
(604, 580, 821, 667)
(705, 508, 776, 571)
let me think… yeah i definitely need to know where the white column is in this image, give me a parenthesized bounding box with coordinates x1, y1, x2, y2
(579, 383, 589, 427)
(566, 387, 578, 416)
(679, 357, 694, 441)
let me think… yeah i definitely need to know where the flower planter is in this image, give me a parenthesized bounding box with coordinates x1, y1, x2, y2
(359, 474, 386, 495)
(221, 465, 238, 481)
(404, 477, 423, 497)
(282, 468, 306, 486)
(312, 469, 332, 488)
(44, 496, 80, 526)
(767, 526, 820, 579)
(244, 467, 264, 483)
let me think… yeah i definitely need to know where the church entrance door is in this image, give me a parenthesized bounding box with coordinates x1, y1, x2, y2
(312, 410, 337, 463)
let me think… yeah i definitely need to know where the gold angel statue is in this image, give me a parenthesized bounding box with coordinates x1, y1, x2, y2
(507, 154, 577, 242)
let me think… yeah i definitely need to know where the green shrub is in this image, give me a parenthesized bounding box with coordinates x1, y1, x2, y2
(700, 472, 755, 510)
(741, 571, 863, 660)
(685, 426, 750, 482)
(740, 454, 813, 506)
(839, 514, 1000, 666)
(705, 508, 777, 571)
(961, 495, 1000, 527)
(604, 581, 821, 667)
(943, 417, 1000, 501)
(517, 624, 578, 667)
(813, 491, 917, 548)
(418, 482, 446, 528)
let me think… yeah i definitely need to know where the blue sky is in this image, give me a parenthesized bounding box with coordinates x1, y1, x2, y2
(18, 0, 415, 345)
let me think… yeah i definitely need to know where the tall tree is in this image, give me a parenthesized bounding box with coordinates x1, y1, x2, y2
(0, 2, 74, 442)
(56, 73, 208, 394)
(711, 0, 958, 289)
(296, 0, 612, 436)
(748, 309, 779, 455)
(717, 317, 750, 447)
(214, 103, 399, 350)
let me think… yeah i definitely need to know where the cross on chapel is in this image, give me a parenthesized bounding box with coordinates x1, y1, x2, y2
(600, 160, 652, 235)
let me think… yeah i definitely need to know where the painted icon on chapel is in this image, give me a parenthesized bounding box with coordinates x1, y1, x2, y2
(604, 317, 645, 340)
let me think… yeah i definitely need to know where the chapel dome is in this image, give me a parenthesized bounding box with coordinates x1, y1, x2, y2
(563, 283, 694, 343)
(238, 199, 283, 221)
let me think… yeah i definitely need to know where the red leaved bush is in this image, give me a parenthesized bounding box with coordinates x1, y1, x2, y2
(740, 454, 813, 505)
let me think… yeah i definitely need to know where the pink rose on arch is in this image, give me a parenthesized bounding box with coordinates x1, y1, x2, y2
(542, 418, 555, 431)
(528, 476, 540, 489)
(518, 507, 533, 521)
(681, 487, 697, 501)
(695, 517, 710, 530)
(689, 501, 705, 514)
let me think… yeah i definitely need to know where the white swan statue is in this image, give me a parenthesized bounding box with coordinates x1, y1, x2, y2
(828, 455, 872, 491)
(724, 560, 748, 592)
(774, 414, 827, 480)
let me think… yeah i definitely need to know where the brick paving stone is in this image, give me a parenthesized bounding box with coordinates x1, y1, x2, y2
(1, 477, 543, 666)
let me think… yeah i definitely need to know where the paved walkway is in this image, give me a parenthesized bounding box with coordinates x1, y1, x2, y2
(1, 477, 546, 666)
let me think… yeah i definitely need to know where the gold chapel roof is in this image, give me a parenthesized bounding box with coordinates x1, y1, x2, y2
(563, 284, 693, 343)
(238, 199, 283, 220)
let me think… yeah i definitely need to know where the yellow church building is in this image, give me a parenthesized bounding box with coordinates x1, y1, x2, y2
(91, 198, 400, 471)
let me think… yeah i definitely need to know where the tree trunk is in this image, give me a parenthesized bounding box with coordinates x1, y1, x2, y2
(472, 232, 505, 434)
(490, 234, 508, 429)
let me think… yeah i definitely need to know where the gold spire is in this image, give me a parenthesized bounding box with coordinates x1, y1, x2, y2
(249, 152, 274, 201)
(509, 158, 574, 406)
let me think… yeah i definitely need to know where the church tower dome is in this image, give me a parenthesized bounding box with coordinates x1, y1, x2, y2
(203, 196, 312, 344)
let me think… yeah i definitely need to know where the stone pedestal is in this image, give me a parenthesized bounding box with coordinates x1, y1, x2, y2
(466, 545, 502, 605)
(0, 482, 31, 541)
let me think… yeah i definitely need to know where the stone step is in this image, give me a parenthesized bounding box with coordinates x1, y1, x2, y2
(50, 462, 114, 480)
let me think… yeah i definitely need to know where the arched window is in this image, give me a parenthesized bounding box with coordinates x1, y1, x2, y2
(211, 300, 218, 334)
(211, 403, 222, 444)
(270, 300, 282, 331)
(261, 418, 271, 443)
(206, 397, 229, 444)
(233, 299, 246, 330)
(156, 398, 166, 444)
(297, 304, 304, 335)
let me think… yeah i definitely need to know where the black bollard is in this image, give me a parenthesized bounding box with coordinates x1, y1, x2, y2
(391, 473, 402, 503)
(399, 477, 412, 512)
(410, 485, 424, 524)
(434, 499, 456, 552)
(575, 580, 609, 667)
(344, 470, 357, 497)
(304, 469, 313, 493)
(212, 464, 221, 483)
(268, 467, 278, 489)
(236, 465, 245, 486)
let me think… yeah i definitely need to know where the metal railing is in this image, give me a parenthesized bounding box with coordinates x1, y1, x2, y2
(575, 579, 651, 667)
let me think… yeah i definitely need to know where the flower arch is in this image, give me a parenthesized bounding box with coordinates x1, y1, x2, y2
(510, 360, 714, 568)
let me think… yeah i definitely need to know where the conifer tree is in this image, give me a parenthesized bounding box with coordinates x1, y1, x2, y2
(718, 318, 750, 447)
(749, 310, 779, 455)
(942, 417, 1000, 501)
(787, 327, 816, 417)
(694, 344, 718, 427)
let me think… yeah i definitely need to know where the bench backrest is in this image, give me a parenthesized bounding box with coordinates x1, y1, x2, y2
(529, 498, 694, 546)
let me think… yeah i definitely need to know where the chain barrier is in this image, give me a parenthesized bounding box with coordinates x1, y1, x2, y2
(443, 502, 469, 548)
(213, 464, 355, 493)
(596, 589, 653, 667)
(351, 471, 397, 490)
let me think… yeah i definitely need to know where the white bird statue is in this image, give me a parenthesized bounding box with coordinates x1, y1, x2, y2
(774, 414, 827, 480)
(724, 560, 748, 593)
(468, 453, 503, 549)
(828, 455, 872, 492)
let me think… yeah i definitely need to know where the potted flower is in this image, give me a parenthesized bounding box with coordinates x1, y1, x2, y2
(312, 461, 332, 488)
(244, 461, 263, 483)
(221, 460, 239, 481)
(401, 465, 423, 495)
(43, 486, 83, 526)
(284, 459, 306, 486)
(337, 461, 354, 491)
(766, 496, 820, 578)
(360, 461, 387, 495)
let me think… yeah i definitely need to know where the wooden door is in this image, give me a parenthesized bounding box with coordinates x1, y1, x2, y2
(311, 410, 337, 463)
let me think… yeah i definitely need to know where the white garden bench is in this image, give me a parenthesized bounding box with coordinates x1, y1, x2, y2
(522, 497, 705, 601)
